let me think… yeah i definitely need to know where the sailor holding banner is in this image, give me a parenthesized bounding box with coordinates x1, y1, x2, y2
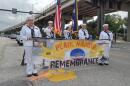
(44, 21, 54, 39)
(64, 26, 72, 39)
(78, 24, 89, 39)
(20, 17, 42, 77)
(98, 24, 113, 65)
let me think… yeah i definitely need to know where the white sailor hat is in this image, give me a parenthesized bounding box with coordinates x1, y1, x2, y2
(103, 24, 109, 27)
(48, 21, 53, 24)
(80, 24, 86, 26)
(26, 16, 34, 21)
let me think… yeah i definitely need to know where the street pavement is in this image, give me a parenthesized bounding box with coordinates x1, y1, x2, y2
(0, 37, 130, 86)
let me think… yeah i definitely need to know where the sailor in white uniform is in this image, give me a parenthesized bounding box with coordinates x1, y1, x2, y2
(78, 24, 89, 39)
(44, 21, 54, 38)
(20, 17, 42, 77)
(64, 26, 72, 40)
(98, 24, 113, 65)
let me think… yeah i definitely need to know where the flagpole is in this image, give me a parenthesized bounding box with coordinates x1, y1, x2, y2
(76, 0, 78, 31)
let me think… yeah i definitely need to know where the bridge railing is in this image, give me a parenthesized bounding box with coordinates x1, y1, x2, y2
(42, 0, 57, 12)
(35, 0, 67, 15)
(35, 0, 68, 20)
(38, 0, 68, 14)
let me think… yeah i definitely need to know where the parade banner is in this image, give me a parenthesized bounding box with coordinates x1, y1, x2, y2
(32, 39, 104, 68)
(30, 39, 105, 82)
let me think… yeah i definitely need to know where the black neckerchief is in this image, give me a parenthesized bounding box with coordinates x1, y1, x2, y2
(82, 29, 86, 36)
(67, 31, 71, 38)
(104, 31, 110, 41)
(48, 27, 54, 38)
(27, 26, 35, 38)
(27, 26, 35, 46)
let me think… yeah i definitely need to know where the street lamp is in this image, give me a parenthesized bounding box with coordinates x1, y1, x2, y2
(115, 20, 119, 42)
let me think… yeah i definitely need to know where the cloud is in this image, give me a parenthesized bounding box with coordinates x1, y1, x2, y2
(0, 0, 54, 31)
(0, 0, 32, 31)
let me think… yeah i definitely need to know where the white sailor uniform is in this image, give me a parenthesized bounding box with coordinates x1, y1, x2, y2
(78, 29, 89, 39)
(44, 27, 54, 38)
(20, 25, 42, 75)
(64, 30, 72, 39)
(99, 31, 113, 64)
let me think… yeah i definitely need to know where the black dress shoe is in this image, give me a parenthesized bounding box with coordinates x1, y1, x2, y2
(27, 74, 32, 77)
(21, 63, 27, 66)
(98, 63, 104, 66)
(33, 73, 38, 76)
(104, 63, 109, 65)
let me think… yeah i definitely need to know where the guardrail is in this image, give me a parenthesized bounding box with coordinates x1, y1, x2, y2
(39, 0, 68, 13)
(35, 0, 68, 19)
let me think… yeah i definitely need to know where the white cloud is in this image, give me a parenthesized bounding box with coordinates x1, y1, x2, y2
(8, 16, 16, 20)
(0, 0, 54, 31)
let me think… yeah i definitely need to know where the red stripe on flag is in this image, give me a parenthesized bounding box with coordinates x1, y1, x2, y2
(54, 1, 62, 35)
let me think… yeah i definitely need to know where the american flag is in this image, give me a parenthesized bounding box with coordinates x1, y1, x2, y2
(54, 0, 62, 36)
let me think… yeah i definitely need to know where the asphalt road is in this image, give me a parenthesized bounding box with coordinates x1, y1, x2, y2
(0, 37, 130, 86)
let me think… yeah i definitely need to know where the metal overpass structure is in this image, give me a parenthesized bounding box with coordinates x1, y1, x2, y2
(1, 0, 130, 41)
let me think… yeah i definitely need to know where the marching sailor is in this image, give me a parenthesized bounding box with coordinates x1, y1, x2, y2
(20, 17, 42, 77)
(78, 24, 89, 39)
(64, 26, 72, 39)
(44, 21, 54, 39)
(98, 24, 113, 65)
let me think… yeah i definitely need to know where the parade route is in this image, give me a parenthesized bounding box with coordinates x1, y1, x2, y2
(0, 37, 130, 86)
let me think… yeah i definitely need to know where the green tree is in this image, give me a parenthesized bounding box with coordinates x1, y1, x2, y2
(105, 14, 123, 32)
(85, 14, 125, 41)
(87, 20, 98, 39)
(105, 14, 124, 42)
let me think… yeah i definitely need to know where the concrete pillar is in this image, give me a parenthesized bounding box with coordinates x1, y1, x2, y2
(97, 8, 101, 34)
(97, 0, 105, 34)
(100, 0, 105, 31)
(62, 19, 65, 31)
(127, 2, 130, 41)
(82, 17, 87, 24)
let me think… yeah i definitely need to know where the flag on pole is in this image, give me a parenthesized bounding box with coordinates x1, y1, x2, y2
(72, 0, 78, 31)
(54, 0, 62, 36)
